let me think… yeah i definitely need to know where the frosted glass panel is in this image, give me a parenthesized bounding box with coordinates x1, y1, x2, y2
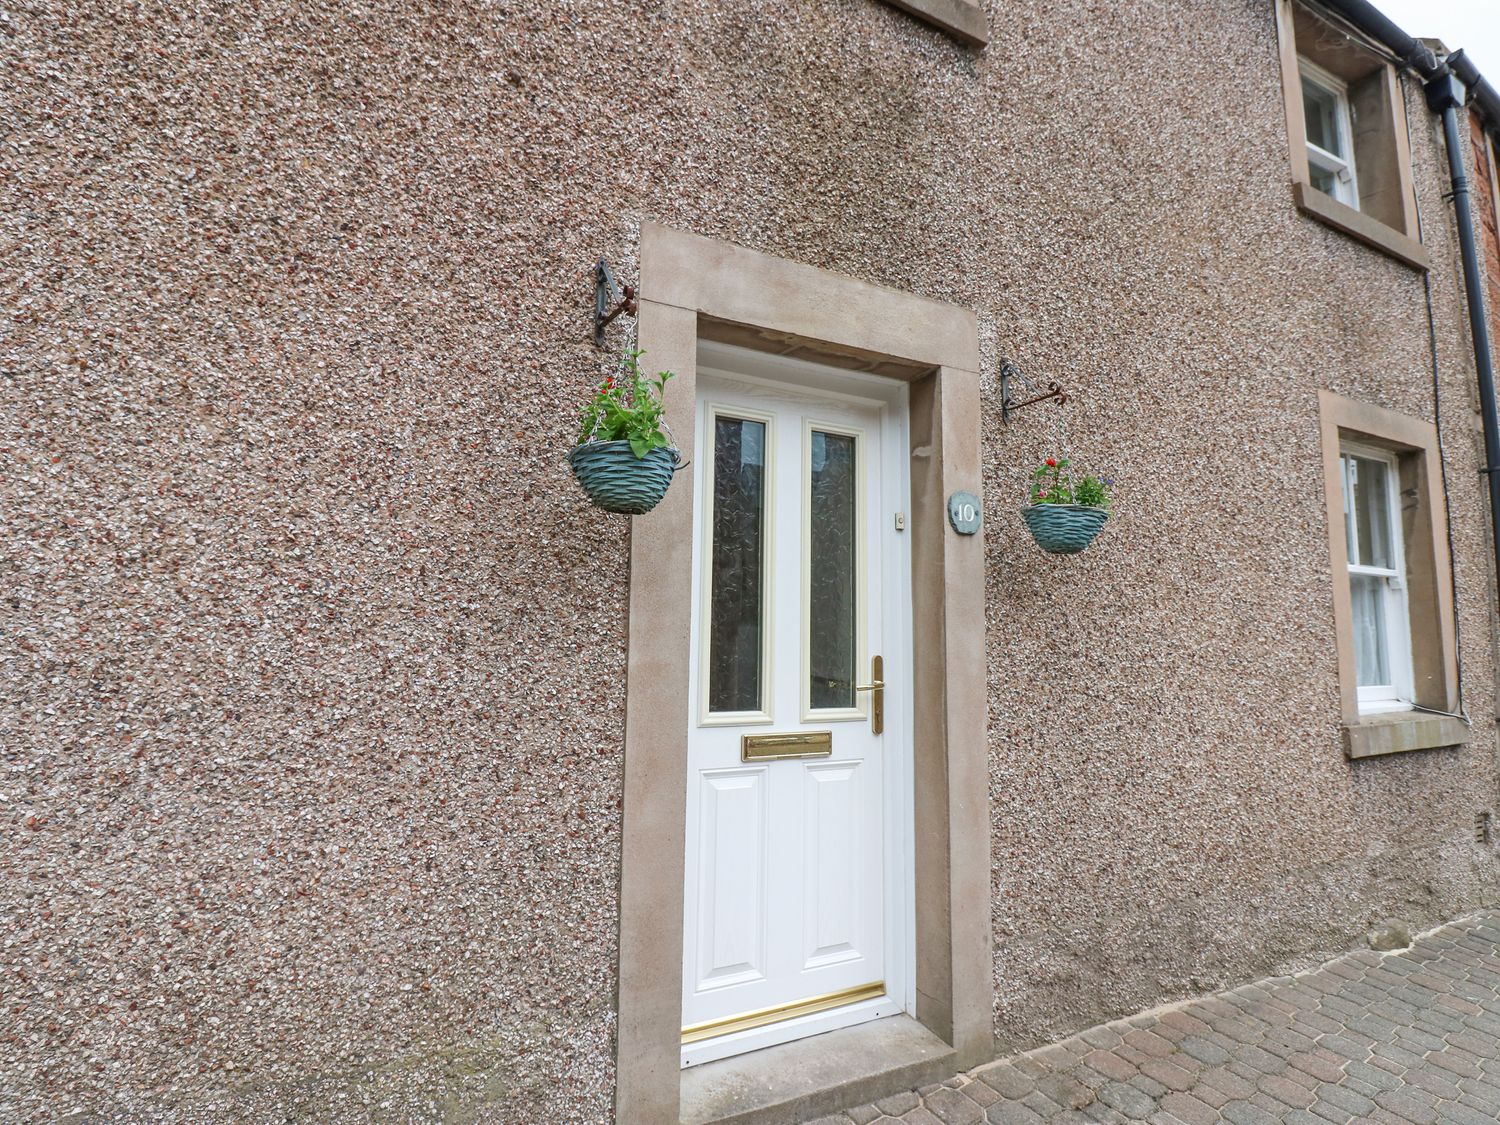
(708, 417, 766, 713)
(809, 431, 857, 710)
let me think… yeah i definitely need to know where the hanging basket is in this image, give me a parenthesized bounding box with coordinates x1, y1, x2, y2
(1020, 503, 1108, 555)
(568, 440, 681, 515)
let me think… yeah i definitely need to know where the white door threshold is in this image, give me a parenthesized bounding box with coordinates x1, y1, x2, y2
(679, 1014, 955, 1125)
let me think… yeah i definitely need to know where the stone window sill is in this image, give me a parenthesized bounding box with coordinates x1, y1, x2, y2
(1293, 182, 1430, 271)
(879, 0, 988, 46)
(1342, 711, 1467, 760)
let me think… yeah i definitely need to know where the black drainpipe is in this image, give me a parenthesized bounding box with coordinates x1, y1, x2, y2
(1425, 70, 1500, 596)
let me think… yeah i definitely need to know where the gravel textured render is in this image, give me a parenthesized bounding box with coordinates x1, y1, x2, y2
(6, 0, 1500, 1120)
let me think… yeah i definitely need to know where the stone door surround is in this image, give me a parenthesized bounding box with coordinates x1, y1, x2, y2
(616, 222, 992, 1122)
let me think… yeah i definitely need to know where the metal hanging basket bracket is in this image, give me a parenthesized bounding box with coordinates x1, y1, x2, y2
(999, 357, 1069, 423)
(594, 258, 637, 347)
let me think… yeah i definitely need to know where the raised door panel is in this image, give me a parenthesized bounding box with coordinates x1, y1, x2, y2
(693, 767, 768, 991)
(802, 759, 866, 969)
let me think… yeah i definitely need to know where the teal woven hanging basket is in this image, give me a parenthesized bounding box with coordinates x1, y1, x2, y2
(1021, 503, 1108, 555)
(569, 440, 681, 515)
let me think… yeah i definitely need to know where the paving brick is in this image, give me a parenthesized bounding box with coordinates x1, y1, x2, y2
(1095, 1081, 1156, 1118)
(1314, 1033, 1371, 1061)
(847, 1107, 884, 1125)
(1286, 1049, 1344, 1083)
(1427, 1048, 1482, 1078)
(1231, 1045, 1285, 1075)
(1088, 1103, 1134, 1125)
(972, 1064, 1034, 1101)
(1220, 1101, 1279, 1125)
(984, 1105, 1045, 1125)
(1371, 1086, 1440, 1124)
(1340, 1058, 1400, 1093)
(1438, 1102, 1498, 1125)
(1035, 1074, 1093, 1113)
(1260, 1026, 1317, 1057)
(1197, 1066, 1257, 1100)
(1032, 1043, 1086, 1073)
(1255, 1072, 1315, 1109)
(959, 1080, 1001, 1108)
(1080, 1027, 1124, 1050)
(1392, 1027, 1446, 1053)
(1304, 1098, 1353, 1123)
(1158, 1011, 1213, 1039)
(1205, 1018, 1262, 1046)
(1137, 1059, 1196, 1093)
(1278, 1064, 1319, 1091)
(1292, 1012, 1345, 1036)
(1369, 1041, 1426, 1071)
(1176, 1036, 1230, 1066)
(1070, 1065, 1111, 1092)
(1020, 1090, 1065, 1118)
(1156, 1092, 1218, 1124)
(1455, 1072, 1500, 1105)
(876, 1091, 922, 1116)
(923, 1087, 985, 1125)
(1082, 1051, 1137, 1083)
(1122, 1030, 1176, 1059)
(1315, 1080, 1376, 1117)
(1014, 1057, 1052, 1080)
(1127, 1073, 1168, 1099)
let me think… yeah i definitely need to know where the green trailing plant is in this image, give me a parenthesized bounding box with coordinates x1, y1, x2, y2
(578, 347, 675, 458)
(1028, 457, 1112, 508)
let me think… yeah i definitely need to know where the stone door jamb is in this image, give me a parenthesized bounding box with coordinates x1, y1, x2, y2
(616, 222, 991, 1122)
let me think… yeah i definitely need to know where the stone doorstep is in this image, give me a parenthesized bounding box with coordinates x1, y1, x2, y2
(679, 1015, 955, 1125)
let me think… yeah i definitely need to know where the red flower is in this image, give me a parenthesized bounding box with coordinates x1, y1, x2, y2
(1045, 458, 1056, 467)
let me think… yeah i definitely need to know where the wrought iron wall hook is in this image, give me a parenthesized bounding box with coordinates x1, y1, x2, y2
(594, 258, 637, 346)
(999, 357, 1069, 423)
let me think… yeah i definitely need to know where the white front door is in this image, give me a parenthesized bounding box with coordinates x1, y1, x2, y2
(681, 343, 912, 1068)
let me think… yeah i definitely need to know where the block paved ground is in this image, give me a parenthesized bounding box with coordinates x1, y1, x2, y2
(820, 911, 1500, 1125)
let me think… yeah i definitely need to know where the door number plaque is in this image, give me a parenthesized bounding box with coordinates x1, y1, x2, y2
(948, 491, 981, 535)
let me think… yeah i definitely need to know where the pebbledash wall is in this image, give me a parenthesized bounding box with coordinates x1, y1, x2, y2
(7, 0, 1500, 1121)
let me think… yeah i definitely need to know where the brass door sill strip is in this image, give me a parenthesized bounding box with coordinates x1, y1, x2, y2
(681, 981, 885, 1044)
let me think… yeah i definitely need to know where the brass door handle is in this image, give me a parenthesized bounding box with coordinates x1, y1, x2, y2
(856, 656, 883, 734)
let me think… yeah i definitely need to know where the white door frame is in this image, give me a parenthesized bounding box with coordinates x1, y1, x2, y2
(679, 345, 916, 1067)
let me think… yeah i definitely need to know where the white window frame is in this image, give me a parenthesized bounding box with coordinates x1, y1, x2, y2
(1341, 441, 1412, 714)
(1300, 58, 1360, 210)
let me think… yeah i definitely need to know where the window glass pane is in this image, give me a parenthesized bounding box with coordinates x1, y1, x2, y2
(1351, 455, 1393, 570)
(1302, 75, 1344, 156)
(1350, 573, 1391, 687)
(809, 431, 857, 710)
(1309, 162, 1339, 197)
(708, 417, 765, 713)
